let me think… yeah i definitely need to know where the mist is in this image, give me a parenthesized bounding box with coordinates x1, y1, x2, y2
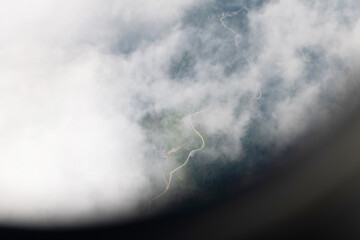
(1, 0, 360, 226)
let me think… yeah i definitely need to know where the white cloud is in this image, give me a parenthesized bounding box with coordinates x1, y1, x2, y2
(0, 0, 197, 225)
(1, 0, 360, 226)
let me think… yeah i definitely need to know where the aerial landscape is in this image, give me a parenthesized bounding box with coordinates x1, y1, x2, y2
(1, 0, 360, 228)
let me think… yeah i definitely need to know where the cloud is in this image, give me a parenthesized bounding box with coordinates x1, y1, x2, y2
(0, 0, 195, 225)
(1, 0, 360, 226)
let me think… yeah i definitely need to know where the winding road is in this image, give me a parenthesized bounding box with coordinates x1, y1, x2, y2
(152, 109, 207, 201)
(151, 8, 263, 206)
(220, 10, 262, 100)
(219, 10, 243, 48)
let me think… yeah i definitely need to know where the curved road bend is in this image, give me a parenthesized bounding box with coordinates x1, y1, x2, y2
(219, 10, 242, 48)
(152, 109, 207, 201)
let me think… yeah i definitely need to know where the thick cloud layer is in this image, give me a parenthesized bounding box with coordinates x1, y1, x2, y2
(1, 0, 360, 226)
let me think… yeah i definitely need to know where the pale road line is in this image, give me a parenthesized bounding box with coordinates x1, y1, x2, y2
(152, 109, 208, 201)
(166, 146, 182, 156)
(220, 10, 262, 100)
(161, 146, 182, 160)
(255, 88, 262, 100)
(162, 171, 168, 186)
(219, 10, 242, 48)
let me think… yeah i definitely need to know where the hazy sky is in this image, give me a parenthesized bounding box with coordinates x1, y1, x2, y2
(1, 0, 360, 226)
